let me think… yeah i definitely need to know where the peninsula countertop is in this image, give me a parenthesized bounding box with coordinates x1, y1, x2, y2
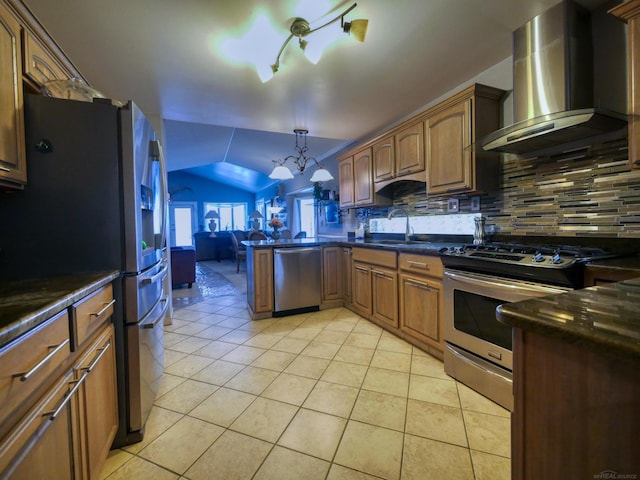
(0, 271, 119, 349)
(241, 237, 454, 256)
(497, 276, 640, 361)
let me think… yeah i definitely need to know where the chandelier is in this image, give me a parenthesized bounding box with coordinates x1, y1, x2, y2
(268, 129, 334, 182)
(266, 2, 368, 81)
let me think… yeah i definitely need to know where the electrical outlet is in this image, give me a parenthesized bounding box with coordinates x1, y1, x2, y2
(447, 198, 459, 213)
(471, 196, 480, 211)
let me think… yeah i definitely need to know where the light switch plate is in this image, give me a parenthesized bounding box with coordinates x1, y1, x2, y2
(471, 196, 480, 211)
(447, 198, 459, 213)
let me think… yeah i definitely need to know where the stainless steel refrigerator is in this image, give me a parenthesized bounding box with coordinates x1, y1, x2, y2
(0, 94, 169, 447)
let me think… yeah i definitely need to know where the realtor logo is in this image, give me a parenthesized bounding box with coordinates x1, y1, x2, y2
(594, 471, 637, 480)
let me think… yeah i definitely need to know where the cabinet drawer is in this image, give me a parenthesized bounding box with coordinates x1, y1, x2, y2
(352, 247, 397, 269)
(70, 284, 115, 350)
(0, 310, 71, 425)
(399, 253, 443, 278)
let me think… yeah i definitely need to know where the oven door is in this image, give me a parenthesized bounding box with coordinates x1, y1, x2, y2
(443, 268, 570, 410)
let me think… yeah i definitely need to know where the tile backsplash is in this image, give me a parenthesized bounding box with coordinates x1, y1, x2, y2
(362, 137, 640, 238)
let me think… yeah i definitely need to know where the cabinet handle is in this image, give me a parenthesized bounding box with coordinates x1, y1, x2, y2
(14, 339, 70, 382)
(408, 260, 429, 270)
(90, 299, 116, 317)
(0, 166, 10, 172)
(371, 269, 390, 278)
(44, 340, 111, 421)
(43, 374, 86, 421)
(406, 279, 430, 290)
(82, 342, 111, 373)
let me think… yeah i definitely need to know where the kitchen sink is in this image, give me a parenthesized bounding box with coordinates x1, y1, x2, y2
(367, 240, 423, 245)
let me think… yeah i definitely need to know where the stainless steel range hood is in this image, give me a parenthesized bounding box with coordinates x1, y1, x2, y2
(481, 0, 627, 155)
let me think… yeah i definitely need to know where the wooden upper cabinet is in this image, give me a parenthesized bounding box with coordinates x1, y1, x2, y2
(426, 84, 504, 195)
(373, 122, 424, 184)
(339, 157, 355, 208)
(610, 0, 640, 168)
(354, 147, 374, 206)
(395, 121, 424, 176)
(426, 99, 471, 194)
(23, 29, 74, 86)
(0, 2, 26, 188)
(373, 136, 395, 182)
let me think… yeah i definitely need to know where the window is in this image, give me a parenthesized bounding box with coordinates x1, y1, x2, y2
(204, 203, 247, 232)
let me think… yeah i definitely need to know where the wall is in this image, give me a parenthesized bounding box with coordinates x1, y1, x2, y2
(329, 49, 640, 240)
(366, 136, 640, 239)
(167, 171, 255, 230)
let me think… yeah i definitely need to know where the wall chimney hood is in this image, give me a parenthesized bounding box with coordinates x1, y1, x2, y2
(481, 0, 628, 155)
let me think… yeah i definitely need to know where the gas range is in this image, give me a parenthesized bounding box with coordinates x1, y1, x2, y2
(439, 242, 618, 288)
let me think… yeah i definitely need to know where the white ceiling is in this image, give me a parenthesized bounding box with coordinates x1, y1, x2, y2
(22, 0, 613, 192)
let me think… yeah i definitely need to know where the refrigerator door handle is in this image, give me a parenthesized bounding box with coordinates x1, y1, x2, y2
(140, 262, 168, 285)
(140, 295, 169, 329)
(151, 139, 168, 251)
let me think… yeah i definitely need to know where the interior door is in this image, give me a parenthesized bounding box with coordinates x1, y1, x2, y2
(169, 201, 197, 247)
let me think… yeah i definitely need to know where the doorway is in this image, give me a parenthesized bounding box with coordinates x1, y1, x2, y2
(169, 201, 197, 247)
(298, 198, 316, 237)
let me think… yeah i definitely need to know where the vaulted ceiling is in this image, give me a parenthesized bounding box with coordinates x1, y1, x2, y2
(22, 0, 613, 192)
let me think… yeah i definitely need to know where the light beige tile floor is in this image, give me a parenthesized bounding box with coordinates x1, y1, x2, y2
(100, 261, 511, 480)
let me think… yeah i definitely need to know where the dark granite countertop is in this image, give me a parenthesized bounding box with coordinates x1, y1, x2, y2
(586, 254, 640, 275)
(241, 237, 451, 255)
(0, 271, 119, 349)
(497, 276, 640, 362)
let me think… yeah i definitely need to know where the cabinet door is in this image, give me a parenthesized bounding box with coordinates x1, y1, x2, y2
(426, 99, 471, 194)
(373, 136, 395, 182)
(322, 247, 342, 301)
(77, 325, 118, 480)
(371, 267, 398, 328)
(338, 157, 355, 207)
(253, 249, 274, 313)
(353, 148, 374, 206)
(0, 371, 80, 479)
(352, 262, 372, 316)
(23, 29, 73, 87)
(399, 273, 442, 350)
(341, 247, 352, 304)
(0, 3, 27, 187)
(395, 121, 425, 176)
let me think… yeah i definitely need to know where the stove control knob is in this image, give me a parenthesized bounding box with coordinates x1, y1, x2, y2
(457, 246, 466, 255)
(552, 252, 563, 264)
(533, 252, 545, 262)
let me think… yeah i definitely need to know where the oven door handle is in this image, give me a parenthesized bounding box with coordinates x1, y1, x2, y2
(444, 270, 569, 296)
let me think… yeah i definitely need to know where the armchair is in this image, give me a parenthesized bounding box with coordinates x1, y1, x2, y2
(170, 246, 196, 288)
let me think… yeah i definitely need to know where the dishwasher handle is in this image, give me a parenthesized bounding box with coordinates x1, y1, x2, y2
(274, 247, 321, 254)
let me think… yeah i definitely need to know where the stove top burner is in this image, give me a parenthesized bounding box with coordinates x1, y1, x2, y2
(440, 242, 614, 267)
(439, 242, 619, 288)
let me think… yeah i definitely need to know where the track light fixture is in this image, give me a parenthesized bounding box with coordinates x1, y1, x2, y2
(268, 129, 334, 183)
(269, 2, 368, 77)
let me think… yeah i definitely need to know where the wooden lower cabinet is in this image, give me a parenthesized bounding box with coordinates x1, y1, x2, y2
(247, 248, 274, 318)
(0, 370, 80, 479)
(0, 323, 117, 479)
(341, 247, 352, 304)
(76, 325, 118, 480)
(322, 247, 342, 302)
(352, 262, 373, 317)
(399, 273, 441, 345)
(350, 248, 398, 328)
(511, 328, 640, 479)
(398, 253, 444, 356)
(371, 267, 398, 328)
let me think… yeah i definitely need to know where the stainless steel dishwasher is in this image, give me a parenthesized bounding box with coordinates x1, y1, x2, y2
(273, 247, 322, 314)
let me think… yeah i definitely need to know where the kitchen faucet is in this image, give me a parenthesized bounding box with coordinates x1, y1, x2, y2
(387, 207, 411, 241)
